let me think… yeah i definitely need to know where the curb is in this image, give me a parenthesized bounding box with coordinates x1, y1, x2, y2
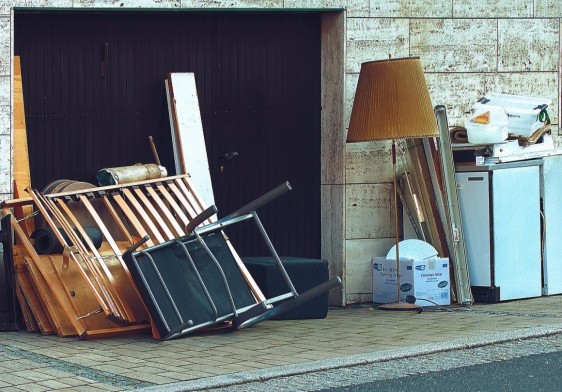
(136, 323, 562, 391)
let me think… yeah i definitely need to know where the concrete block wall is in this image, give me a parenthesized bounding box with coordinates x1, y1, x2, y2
(0, 0, 560, 304)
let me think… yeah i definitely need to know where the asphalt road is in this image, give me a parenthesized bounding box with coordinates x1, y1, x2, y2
(208, 333, 562, 392)
(323, 350, 562, 391)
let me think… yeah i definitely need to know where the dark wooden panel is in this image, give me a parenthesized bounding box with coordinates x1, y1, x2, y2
(14, 11, 321, 258)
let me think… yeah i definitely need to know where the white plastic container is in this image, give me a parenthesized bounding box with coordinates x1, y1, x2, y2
(473, 93, 552, 137)
(465, 106, 509, 144)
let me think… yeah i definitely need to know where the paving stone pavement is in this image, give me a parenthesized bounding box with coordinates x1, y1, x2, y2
(0, 296, 561, 391)
(205, 333, 562, 392)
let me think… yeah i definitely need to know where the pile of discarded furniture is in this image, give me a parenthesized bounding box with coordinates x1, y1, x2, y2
(1, 176, 340, 340)
(0, 62, 340, 340)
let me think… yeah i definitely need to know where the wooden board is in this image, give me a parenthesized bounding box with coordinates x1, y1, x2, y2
(23, 256, 78, 337)
(14, 265, 53, 334)
(15, 281, 39, 333)
(166, 73, 215, 208)
(13, 56, 34, 235)
(14, 245, 151, 338)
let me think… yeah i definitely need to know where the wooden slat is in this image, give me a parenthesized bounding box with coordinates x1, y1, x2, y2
(175, 179, 214, 226)
(110, 193, 155, 247)
(133, 187, 175, 241)
(122, 188, 166, 244)
(76, 196, 150, 323)
(35, 191, 119, 319)
(145, 185, 185, 237)
(101, 195, 135, 246)
(183, 177, 214, 221)
(226, 239, 266, 303)
(155, 184, 190, 228)
(167, 182, 198, 220)
(23, 191, 113, 317)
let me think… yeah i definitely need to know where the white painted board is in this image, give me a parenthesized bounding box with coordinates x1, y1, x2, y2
(166, 73, 215, 208)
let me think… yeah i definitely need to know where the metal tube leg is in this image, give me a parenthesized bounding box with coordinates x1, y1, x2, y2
(251, 211, 298, 297)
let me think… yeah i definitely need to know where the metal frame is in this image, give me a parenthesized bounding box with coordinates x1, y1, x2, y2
(434, 105, 473, 305)
(124, 182, 340, 340)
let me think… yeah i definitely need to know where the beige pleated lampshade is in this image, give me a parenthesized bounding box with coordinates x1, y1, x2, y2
(347, 57, 438, 142)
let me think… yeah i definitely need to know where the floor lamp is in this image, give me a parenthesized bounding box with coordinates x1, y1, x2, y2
(346, 57, 439, 311)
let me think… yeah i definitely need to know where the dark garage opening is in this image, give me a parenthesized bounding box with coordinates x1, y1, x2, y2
(14, 11, 321, 258)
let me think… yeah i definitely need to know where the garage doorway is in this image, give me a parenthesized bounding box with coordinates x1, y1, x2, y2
(14, 11, 321, 258)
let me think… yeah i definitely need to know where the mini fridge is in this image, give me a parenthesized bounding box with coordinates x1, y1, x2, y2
(455, 161, 542, 302)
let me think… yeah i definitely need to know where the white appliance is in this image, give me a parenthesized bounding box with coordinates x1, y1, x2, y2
(455, 161, 542, 302)
(541, 155, 562, 295)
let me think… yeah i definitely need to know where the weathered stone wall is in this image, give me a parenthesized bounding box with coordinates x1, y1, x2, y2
(0, 0, 559, 304)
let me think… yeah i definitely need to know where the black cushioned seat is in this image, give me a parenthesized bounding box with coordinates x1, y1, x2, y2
(242, 257, 329, 320)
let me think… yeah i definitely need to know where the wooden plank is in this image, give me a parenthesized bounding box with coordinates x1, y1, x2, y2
(133, 187, 175, 241)
(13, 56, 34, 236)
(81, 323, 152, 340)
(226, 240, 266, 303)
(122, 188, 166, 244)
(145, 185, 185, 237)
(182, 177, 214, 220)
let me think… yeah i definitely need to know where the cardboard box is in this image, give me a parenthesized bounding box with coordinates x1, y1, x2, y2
(372, 257, 451, 306)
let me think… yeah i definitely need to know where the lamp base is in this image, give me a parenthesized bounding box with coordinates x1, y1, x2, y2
(378, 302, 423, 311)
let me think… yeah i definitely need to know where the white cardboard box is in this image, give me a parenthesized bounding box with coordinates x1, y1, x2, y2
(372, 257, 451, 306)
